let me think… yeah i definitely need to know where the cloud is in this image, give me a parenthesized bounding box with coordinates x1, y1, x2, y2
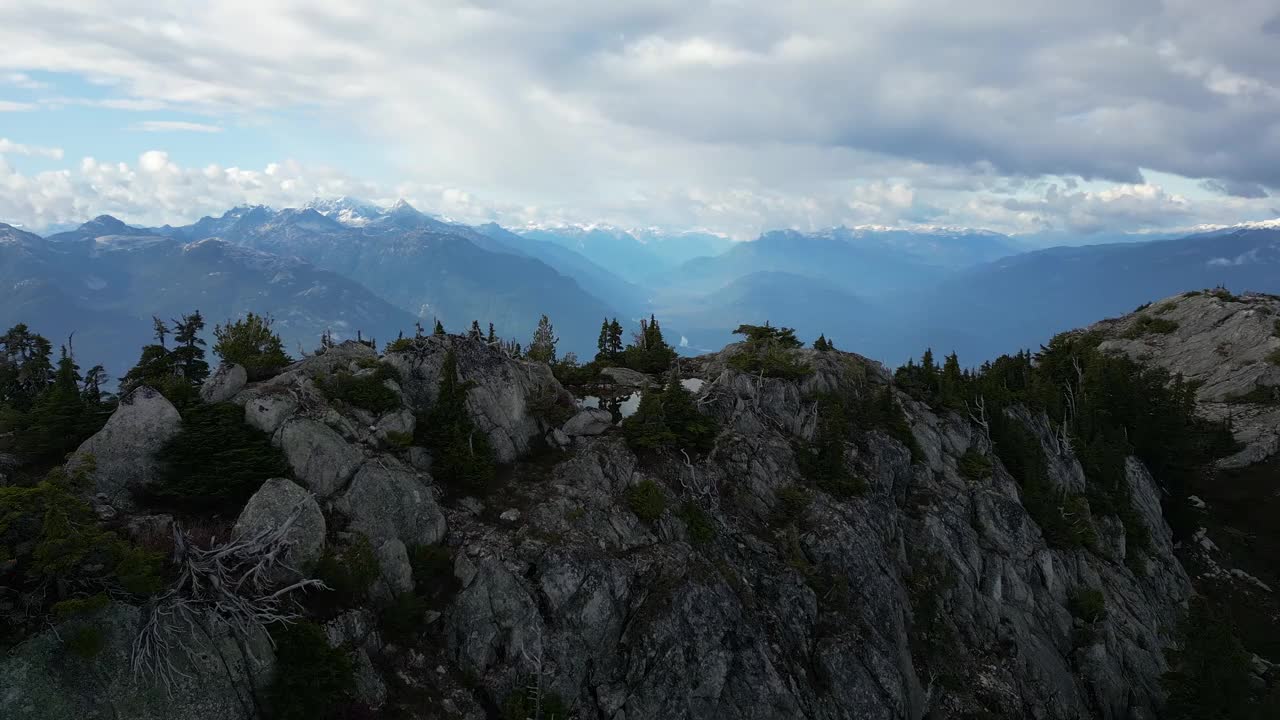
(132, 120, 223, 133)
(0, 1, 1277, 236)
(1, 72, 48, 89)
(0, 138, 64, 159)
(0, 100, 36, 111)
(1199, 178, 1269, 199)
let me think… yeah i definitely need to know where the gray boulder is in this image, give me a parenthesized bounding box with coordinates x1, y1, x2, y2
(0, 602, 272, 720)
(278, 417, 364, 497)
(600, 366, 653, 388)
(200, 363, 247, 404)
(373, 538, 415, 600)
(70, 386, 182, 508)
(232, 478, 326, 577)
(334, 461, 447, 546)
(242, 389, 301, 435)
(562, 407, 614, 436)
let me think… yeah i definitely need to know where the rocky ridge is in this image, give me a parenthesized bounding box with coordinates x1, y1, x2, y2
(6, 308, 1266, 719)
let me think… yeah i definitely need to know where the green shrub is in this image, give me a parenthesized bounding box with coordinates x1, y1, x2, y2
(1272, 319, 1280, 338)
(407, 543, 459, 604)
(1268, 349, 1280, 367)
(379, 591, 428, 644)
(213, 312, 291, 380)
(626, 479, 666, 522)
(1121, 315, 1179, 339)
(529, 385, 575, 427)
(773, 486, 811, 527)
(149, 402, 288, 510)
(267, 621, 357, 720)
(957, 448, 993, 481)
(1068, 588, 1106, 623)
(621, 390, 675, 451)
(65, 625, 105, 658)
(1208, 287, 1239, 302)
(677, 502, 714, 545)
(383, 430, 414, 449)
(317, 365, 401, 414)
(728, 323, 811, 379)
(315, 534, 380, 606)
(52, 593, 110, 619)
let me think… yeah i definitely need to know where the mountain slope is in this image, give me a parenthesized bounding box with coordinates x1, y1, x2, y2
(907, 227, 1280, 362)
(0, 220, 418, 379)
(176, 206, 617, 355)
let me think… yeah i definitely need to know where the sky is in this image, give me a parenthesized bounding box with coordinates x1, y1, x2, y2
(1, 0, 1278, 239)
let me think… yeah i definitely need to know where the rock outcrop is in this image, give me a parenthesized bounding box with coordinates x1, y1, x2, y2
(334, 460, 447, 547)
(386, 335, 571, 462)
(1086, 290, 1280, 467)
(561, 407, 613, 436)
(0, 602, 273, 720)
(201, 363, 248, 404)
(70, 386, 182, 508)
(233, 477, 326, 577)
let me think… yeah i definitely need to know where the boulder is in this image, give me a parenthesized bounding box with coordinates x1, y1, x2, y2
(199, 363, 247, 404)
(600, 366, 653, 388)
(0, 602, 273, 720)
(334, 461, 447, 547)
(242, 389, 300, 435)
(232, 478, 326, 578)
(70, 386, 182, 508)
(278, 417, 364, 497)
(373, 538, 414, 600)
(562, 407, 613, 436)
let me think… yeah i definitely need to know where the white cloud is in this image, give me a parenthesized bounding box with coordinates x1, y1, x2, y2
(1, 72, 47, 89)
(132, 120, 223, 133)
(0, 138, 64, 159)
(0, 1, 1277, 236)
(0, 100, 36, 112)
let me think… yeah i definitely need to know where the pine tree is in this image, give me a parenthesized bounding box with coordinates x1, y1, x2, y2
(939, 352, 965, 409)
(152, 316, 169, 348)
(596, 318, 611, 363)
(660, 371, 718, 452)
(623, 315, 676, 373)
(419, 348, 495, 487)
(0, 324, 55, 409)
(814, 334, 830, 352)
(608, 318, 624, 359)
(469, 320, 483, 340)
(487, 323, 496, 344)
(527, 314, 558, 364)
(170, 310, 209, 385)
(18, 346, 88, 460)
(622, 389, 674, 450)
(433, 319, 446, 336)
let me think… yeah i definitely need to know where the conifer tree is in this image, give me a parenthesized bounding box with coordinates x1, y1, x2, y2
(419, 348, 495, 487)
(152, 316, 169, 348)
(487, 323, 496, 344)
(170, 310, 209, 385)
(433, 319, 446, 336)
(622, 389, 674, 450)
(527, 314, 558, 364)
(0, 324, 55, 409)
(608, 318, 624, 359)
(469, 320, 483, 340)
(596, 318, 611, 363)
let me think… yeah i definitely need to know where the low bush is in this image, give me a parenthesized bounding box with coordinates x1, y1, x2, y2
(267, 621, 357, 720)
(317, 364, 401, 414)
(678, 502, 714, 545)
(957, 448, 993, 481)
(626, 479, 666, 522)
(315, 534, 380, 606)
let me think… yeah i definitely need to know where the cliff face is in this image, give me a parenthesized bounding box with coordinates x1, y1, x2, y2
(3, 313, 1248, 719)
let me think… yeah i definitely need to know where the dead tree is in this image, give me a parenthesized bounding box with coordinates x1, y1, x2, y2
(967, 395, 992, 450)
(131, 499, 327, 693)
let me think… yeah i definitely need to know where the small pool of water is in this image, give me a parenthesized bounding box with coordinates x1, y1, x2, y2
(578, 391, 642, 424)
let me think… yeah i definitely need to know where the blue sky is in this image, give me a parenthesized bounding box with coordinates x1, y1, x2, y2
(1, 1, 1277, 238)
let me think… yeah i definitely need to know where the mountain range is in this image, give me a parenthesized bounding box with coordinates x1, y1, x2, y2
(4, 199, 1280, 381)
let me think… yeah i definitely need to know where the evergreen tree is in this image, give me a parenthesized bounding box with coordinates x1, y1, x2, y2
(527, 314, 558, 364)
(939, 352, 965, 409)
(469, 320, 483, 340)
(814, 334, 833, 352)
(81, 364, 109, 405)
(0, 324, 55, 409)
(623, 315, 677, 373)
(170, 310, 209, 385)
(1162, 598, 1257, 720)
(487, 323, 496, 344)
(727, 322, 809, 378)
(622, 389, 674, 451)
(17, 347, 87, 461)
(659, 371, 718, 452)
(433, 319, 446, 336)
(213, 312, 291, 380)
(152, 316, 169, 348)
(418, 348, 495, 487)
(608, 318, 624, 358)
(596, 318, 611, 363)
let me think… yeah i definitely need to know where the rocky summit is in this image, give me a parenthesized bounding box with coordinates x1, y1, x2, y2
(1, 291, 1278, 720)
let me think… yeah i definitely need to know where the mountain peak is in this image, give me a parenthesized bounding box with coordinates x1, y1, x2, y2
(82, 215, 138, 235)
